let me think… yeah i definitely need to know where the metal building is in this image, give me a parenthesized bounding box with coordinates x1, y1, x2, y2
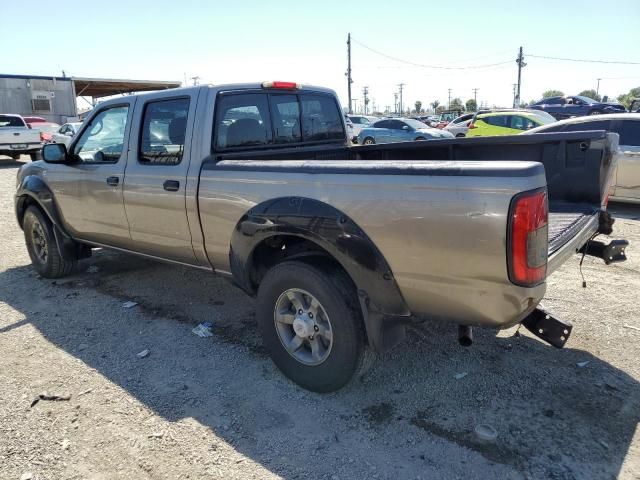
(1, 74, 181, 124)
(0, 74, 77, 124)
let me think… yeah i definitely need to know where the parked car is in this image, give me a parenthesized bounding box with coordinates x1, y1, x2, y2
(0, 114, 42, 160)
(434, 110, 463, 129)
(51, 122, 83, 146)
(357, 118, 454, 144)
(23, 116, 47, 127)
(629, 98, 640, 113)
(347, 114, 372, 139)
(444, 113, 474, 137)
(529, 95, 626, 120)
(16, 82, 627, 392)
(33, 122, 61, 143)
(466, 109, 556, 137)
(525, 113, 640, 204)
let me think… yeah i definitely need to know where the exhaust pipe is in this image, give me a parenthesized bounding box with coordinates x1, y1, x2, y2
(458, 325, 473, 347)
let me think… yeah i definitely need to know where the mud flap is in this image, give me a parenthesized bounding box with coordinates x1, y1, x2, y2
(521, 308, 572, 349)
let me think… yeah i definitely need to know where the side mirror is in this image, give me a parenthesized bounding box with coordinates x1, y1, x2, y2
(42, 143, 69, 163)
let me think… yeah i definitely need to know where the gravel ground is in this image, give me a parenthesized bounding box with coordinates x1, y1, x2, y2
(1, 157, 639, 480)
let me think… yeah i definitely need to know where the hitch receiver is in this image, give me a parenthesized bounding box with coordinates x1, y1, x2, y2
(580, 239, 628, 265)
(521, 308, 572, 348)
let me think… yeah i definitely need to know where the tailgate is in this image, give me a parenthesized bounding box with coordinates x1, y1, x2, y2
(546, 207, 600, 274)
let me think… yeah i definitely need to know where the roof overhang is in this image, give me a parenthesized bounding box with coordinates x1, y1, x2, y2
(72, 77, 181, 98)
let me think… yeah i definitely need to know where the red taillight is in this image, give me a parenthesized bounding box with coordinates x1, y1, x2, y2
(468, 123, 477, 129)
(508, 188, 548, 287)
(262, 81, 300, 89)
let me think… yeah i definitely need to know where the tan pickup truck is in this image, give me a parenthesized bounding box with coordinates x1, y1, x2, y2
(15, 82, 627, 391)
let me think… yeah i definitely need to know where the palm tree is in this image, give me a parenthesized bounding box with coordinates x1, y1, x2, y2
(430, 100, 440, 113)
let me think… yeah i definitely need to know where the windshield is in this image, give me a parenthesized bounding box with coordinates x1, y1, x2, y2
(576, 96, 598, 104)
(0, 115, 25, 127)
(404, 118, 429, 129)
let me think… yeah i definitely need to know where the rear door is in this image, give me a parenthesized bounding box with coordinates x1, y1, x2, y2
(610, 119, 640, 200)
(122, 89, 199, 265)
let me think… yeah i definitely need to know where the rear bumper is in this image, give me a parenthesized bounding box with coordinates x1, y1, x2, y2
(0, 143, 42, 154)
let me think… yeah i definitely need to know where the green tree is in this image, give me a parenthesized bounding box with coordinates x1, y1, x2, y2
(617, 87, 640, 109)
(542, 90, 564, 99)
(578, 89, 601, 101)
(414, 101, 422, 114)
(449, 97, 464, 111)
(465, 99, 477, 112)
(430, 100, 440, 113)
(436, 105, 446, 114)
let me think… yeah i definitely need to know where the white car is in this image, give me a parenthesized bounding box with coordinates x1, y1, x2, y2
(444, 113, 474, 137)
(51, 122, 83, 146)
(347, 115, 374, 138)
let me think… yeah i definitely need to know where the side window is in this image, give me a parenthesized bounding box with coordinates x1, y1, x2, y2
(215, 94, 272, 149)
(59, 125, 68, 134)
(139, 98, 190, 165)
(73, 106, 129, 163)
(389, 120, 406, 130)
(483, 115, 508, 127)
(269, 95, 301, 144)
(373, 120, 391, 128)
(510, 116, 537, 131)
(613, 120, 640, 146)
(564, 120, 611, 133)
(300, 94, 344, 141)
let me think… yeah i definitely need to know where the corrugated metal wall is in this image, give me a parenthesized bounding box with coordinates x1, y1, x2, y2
(0, 76, 77, 124)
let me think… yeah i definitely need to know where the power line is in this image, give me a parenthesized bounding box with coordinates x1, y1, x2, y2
(351, 37, 513, 70)
(528, 54, 640, 65)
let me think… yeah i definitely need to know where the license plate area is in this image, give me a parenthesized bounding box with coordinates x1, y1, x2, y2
(10, 144, 28, 149)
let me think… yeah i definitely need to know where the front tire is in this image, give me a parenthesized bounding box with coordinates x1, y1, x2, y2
(256, 260, 368, 392)
(589, 110, 602, 116)
(23, 206, 76, 278)
(414, 137, 426, 141)
(363, 137, 375, 145)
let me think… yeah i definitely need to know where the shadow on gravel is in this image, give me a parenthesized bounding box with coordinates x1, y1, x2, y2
(0, 159, 24, 170)
(0, 250, 638, 479)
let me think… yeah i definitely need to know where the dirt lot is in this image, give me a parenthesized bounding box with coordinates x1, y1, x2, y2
(1, 157, 639, 480)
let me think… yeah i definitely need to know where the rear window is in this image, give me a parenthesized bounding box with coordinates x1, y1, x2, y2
(300, 94, 344, 141)
(614, 120, 640, 146)
(0, 115, 25, 127)
(215, 94, 273, 149)
(510, 115, 538, 131)
(214, 92, 344, 150)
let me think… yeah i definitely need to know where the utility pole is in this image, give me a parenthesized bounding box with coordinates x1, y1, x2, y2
(352, 98, 359, 114)
(596, 78, 602, 96)
(362, 86, 369, 115)
(397, 83, 404, 116)
(448, 88, 452, 109)
(512, 84, 517, 108)
(472, 88, 479, 109)
(515, 46, 526, 108)
(393, 93, 398, 114)
(346, 33, 353, 114)
(191, 76, 200, 86)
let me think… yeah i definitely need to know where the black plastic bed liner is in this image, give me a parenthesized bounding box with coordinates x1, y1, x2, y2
(548, 208, 597, 254)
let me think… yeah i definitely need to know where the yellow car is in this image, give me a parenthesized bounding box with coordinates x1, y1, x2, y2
(466, 110, 556, 137)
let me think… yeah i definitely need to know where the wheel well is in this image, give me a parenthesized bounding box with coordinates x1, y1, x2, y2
(249, 235, 351, 291)
(16, 195, 46, 229)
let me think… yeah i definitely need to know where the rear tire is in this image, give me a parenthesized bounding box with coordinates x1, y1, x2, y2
(363, 137, 375, 145)
(29, 151, 42, 161)
(256, 260, 369, 392)
(11, 153, 20, 160)
(23, 206, 76, 278)
(456, 133, 466, 138)
(589, 110, 602, 116)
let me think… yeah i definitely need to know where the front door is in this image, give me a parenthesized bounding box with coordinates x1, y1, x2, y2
(122, 91, 199, 265)
(46, 102, 134, 246)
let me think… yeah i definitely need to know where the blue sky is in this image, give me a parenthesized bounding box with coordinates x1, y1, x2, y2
(3, 0, 639, 111)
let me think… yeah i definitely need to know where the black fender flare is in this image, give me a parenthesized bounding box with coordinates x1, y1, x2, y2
(15, 175, 90, 261)
(229, 197, 410, 352)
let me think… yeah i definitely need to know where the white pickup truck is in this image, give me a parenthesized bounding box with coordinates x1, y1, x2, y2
(0, 114, 42, 160)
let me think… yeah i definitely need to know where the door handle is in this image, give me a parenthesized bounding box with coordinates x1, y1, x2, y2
(163, 180, 180, 192)
(106, 176, 119, 186)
